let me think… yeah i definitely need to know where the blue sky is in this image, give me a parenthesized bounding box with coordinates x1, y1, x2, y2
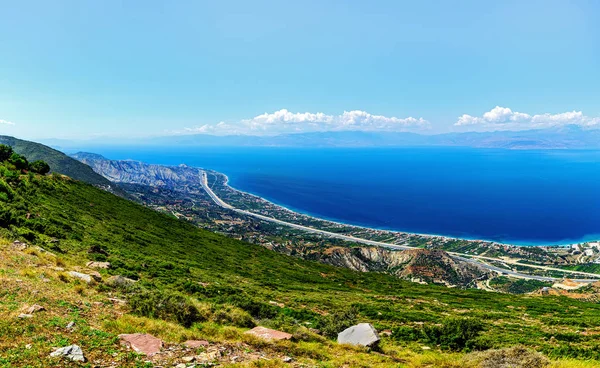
(0, 0, 599, 139)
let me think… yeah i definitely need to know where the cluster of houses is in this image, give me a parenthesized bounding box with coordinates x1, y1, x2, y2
(570, 242, 600, 263)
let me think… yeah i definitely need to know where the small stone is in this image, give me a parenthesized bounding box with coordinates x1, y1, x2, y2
(184, 340, 209, 349)
(49, 344, 85, 362)
(25, 344, 32, 349)
(175, 364, 186, 368)
(245, 326, 293, 341)
(119, 333, 163, 356)
(182, 356, 196, 362)
(26, 304, 45, 314)
(18, 314, 33, 319)
(66, 321, 75, 330)
(106, 275, 136, 287)
(68, 271, 93, 283)
(195, 350, 221, 362)
(89, 271, 102, 282)
(86, 261, 111, 269)
(283, 356, 293, 363)
(108, 297, 127, 305)
(11, 241, 28, 251)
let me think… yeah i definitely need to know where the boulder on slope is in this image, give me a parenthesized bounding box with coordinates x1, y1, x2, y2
(337, 323, 380, 347)
(119, 333, 163, 356)
(49, 345, 85, 362)
(245, 326, 292, 341)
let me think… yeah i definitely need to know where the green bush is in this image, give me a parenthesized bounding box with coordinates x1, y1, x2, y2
(0, 145, 13, 162)
(128, 289, 203, 327)
(9, 153, 28, 171)
(422, 317, 485, 351)
(391, 325, 421, 342)
(465, 346, 549, 368)
(29, 160, 51, 175)
(316, 306, 358, 338)
(210, 304, 255, 328)
(221, 295, 279, 319)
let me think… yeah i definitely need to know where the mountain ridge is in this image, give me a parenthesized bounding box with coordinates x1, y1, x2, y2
(0, 136, 124, 195)
(44, 125, 600, 150)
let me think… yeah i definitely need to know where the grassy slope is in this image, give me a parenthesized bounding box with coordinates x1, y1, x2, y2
(0, 136, 114, 187)
(1, 168, 600, 366)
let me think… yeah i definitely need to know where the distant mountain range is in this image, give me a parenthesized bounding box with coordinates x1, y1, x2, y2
(43, 125, 600, 150)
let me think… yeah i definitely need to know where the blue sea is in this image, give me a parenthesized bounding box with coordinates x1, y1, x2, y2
(84, 146, 600, 246)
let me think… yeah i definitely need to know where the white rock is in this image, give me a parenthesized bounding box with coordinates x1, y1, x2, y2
(337, 323, 380, 347)
(50, 345, 85, 362)
(68, 271, 92, 283)
(86, 261, 111, 269)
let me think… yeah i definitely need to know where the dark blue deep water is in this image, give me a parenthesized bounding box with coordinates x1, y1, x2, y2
(87, 147, 600, 246)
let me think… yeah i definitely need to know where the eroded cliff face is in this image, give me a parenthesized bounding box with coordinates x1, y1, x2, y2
(74, 153, 202, 190)
(299, 246, 491, 287)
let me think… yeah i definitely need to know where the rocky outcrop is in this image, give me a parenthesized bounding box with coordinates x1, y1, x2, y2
(307, 247, 491, 288)
(72, 153, 203, 191)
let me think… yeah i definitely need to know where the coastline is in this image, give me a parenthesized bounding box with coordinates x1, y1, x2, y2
(214, 170, 599, 249)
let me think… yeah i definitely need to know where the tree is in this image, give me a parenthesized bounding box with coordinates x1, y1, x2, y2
(9, 153, 29, 171)
(29, 160, 51, 175)
(0, 145, 13, 162)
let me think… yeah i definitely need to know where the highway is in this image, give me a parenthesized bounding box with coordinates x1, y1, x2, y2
(200, 171, 600, 283)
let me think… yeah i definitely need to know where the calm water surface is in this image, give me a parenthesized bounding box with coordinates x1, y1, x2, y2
(86, 146, 600, 245)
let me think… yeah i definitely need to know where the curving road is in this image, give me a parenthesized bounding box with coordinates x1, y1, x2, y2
(200, 171, 600, 283)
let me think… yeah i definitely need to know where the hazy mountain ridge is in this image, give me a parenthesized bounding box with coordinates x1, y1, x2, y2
(46, 125, 600, 149)
(71, 152, 203, 190)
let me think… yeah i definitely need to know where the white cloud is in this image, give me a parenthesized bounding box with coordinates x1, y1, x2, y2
(183, 109, 430, 135)
(0, 119, 15, 125)
(455, 106, 600, 131)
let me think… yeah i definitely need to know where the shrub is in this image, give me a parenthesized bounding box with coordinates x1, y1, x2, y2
(316, 306, 358, 339)
(422, 317, 485, 351)
(223, 295, 279, 320)
(210, 304, 255, 328)
(9, 153, 28, 171)
(128, 289, 203, 328)
(465, 346, 549, 368)
(391, 325, 421, 342)
(0, 145, 13, 162)
(29, 160, 50, 175)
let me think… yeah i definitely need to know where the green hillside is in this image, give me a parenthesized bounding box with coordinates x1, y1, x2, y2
(0, 136, 115, 189)
(1, 152, 600, 367)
